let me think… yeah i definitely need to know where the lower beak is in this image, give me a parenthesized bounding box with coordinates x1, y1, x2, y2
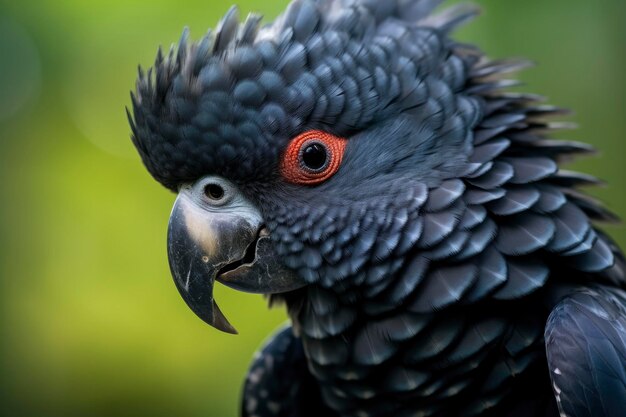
(166, 178, 304, 334)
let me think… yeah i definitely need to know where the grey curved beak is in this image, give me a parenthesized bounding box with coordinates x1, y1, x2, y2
(166, 177, 304, 334)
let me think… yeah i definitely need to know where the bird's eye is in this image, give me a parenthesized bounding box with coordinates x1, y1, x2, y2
(204, 183, 225, 201)
(280, 130, 347, 185)
(301, 142, 328, 171)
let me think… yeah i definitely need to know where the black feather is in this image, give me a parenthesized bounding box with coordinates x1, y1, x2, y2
(424, 179, 466, 212)
(492, 258, 549, 300)
(410, 264, 479, 313)
(467, 162, 514, 189)
(545, 288, 626, 417)
(495, 212, 556, 256)
(487, 186, 541, 216)
(546, 203, 591, 253)
(532, 185, 567, 214)
(567, 236, 615, 273)
(405, 316, 465, 364)
(453, 217, 497, 261)
(503, 157, 558, 184)
(464, 247, 508, 303)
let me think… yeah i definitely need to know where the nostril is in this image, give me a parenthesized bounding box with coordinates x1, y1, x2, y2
(204, 183, 225, 201)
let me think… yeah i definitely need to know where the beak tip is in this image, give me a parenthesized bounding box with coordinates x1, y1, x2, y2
(209, 300, 238, 335)
(214, 322, 238, 335)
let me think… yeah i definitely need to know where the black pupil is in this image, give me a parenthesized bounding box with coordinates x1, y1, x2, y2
(302, 143, 327, 170)
(205, 184, 224, 200)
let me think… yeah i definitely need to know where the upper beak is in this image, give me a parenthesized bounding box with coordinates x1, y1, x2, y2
(166, 177, 304, 334)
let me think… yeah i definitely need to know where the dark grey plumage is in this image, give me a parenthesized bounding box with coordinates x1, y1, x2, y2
(545, 287, 626, 417)
(128, 1, 626, 416)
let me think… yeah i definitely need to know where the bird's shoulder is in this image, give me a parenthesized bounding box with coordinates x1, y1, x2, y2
(242, 324, 338, 417)
(545, 285, 626, 417)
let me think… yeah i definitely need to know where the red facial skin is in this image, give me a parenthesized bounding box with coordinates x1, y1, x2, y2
(280, 130, 347, 185)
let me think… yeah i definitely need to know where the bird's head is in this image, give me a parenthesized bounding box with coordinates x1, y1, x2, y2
(129, 0, 495, 333)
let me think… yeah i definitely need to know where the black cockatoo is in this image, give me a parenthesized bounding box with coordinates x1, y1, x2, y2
(128, 0, 626, 416)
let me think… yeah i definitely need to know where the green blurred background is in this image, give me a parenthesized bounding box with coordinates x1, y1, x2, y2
(0, 0, 623, 416)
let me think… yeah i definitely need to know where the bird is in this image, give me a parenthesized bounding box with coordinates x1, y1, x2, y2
(128, 0, 626, 416)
